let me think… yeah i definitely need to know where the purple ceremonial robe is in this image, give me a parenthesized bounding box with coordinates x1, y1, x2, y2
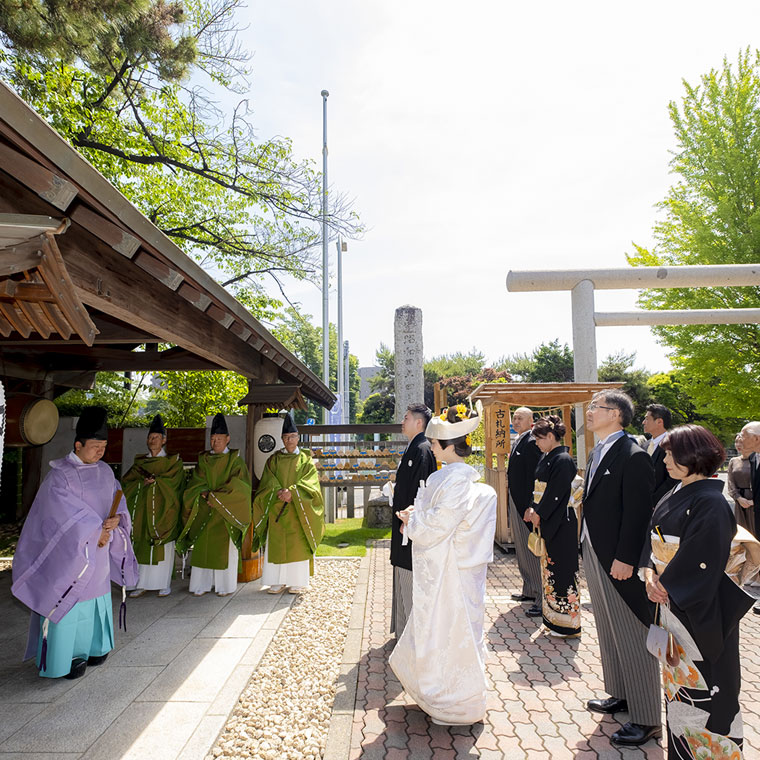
(11, 453, 138, 658)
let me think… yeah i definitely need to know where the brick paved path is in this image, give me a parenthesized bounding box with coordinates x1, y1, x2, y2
(349, 541, 760, 759)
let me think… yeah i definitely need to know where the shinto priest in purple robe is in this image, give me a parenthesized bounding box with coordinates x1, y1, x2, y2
(11, 407, 138, 678)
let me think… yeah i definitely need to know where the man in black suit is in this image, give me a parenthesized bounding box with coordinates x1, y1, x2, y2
(738, 421, 760, 614)
(643, 403, 678, 505)
(389, 403, 437, 636)
(582, 390, 660, 747)
(506, 407, 542, 615)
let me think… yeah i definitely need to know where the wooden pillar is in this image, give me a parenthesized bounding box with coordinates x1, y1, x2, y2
(238, 381, 264, 582)
(562, 404, 573, 454)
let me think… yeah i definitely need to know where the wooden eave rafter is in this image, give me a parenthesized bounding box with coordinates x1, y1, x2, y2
(0, 216, 99, 345)
(9, 344, 224, 372)
(0, 82, 336, 408)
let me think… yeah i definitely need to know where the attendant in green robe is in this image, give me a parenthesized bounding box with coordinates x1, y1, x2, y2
(177, 413, 252, 597)
(122, 414, 185, 598)
(253, 414, 324, 594)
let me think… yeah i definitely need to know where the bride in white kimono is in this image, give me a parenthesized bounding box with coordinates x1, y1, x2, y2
(389, 405, 497, 725)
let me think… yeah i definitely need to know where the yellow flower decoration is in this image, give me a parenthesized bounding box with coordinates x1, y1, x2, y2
(456, 403, 468, 420)
(465, 434, 472, 446)
(439, 412, 448, 421)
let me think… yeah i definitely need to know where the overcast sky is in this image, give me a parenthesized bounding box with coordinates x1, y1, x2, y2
(234, 0, 759, 373)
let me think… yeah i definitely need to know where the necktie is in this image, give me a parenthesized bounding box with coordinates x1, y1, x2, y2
(586, 441, 604, 485)
(647, 440, 656, 455)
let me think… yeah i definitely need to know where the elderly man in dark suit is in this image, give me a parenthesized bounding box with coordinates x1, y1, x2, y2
(507, 406, 543, 614)
(738, 421, 760, 614)
(643, 403, 678, 505)
(582, 390, 660, 747)
(389, 403, 437, 636)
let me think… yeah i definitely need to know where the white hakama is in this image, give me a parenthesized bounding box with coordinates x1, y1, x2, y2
(389, 463, 497, 725)
(189, 539, 238, 595)
(134, 540, 176, 592)
(260, 541, 310, 588)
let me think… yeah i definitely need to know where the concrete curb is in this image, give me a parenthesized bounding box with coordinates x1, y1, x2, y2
(323, 548, 372, 760)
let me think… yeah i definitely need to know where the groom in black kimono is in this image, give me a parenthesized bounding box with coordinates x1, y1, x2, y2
(390, 403, 437, 637)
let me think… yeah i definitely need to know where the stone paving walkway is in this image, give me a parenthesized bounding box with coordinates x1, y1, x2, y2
(347, 542, 760, 760)
(0, 568, 294, 760)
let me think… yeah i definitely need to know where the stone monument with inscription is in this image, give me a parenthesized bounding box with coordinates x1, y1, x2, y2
(394, 305, 424, 423)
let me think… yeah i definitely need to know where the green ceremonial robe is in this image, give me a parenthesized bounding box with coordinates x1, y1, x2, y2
(253, 449, 325, 573)
(122, 453, 185, 565)
(176, 450, 252, 570)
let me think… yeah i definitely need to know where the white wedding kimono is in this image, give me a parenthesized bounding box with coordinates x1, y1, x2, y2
(389, 462, 497, 725)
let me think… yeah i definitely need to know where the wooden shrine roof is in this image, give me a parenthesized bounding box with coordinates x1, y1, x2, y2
(0, 83, 335, 409)
(469, 382, 624, 406)
(237, 384, 307, 411)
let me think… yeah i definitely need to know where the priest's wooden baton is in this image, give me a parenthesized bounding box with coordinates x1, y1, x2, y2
(98, 489, 123, 547)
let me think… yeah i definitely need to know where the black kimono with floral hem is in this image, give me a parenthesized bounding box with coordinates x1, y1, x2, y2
(533, 446, 580, 636)
(641, 479, 754, 759)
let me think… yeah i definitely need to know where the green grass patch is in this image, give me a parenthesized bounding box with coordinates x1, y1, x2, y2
(316, 517, 391, 557)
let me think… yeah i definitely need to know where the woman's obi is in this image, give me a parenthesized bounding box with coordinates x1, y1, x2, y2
(650, 527, 760, 586)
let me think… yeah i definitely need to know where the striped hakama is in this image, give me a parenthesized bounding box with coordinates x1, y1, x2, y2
(583, 538, 661, 726)
(509, 492, 541, 599)
(390, 566, 413, 636)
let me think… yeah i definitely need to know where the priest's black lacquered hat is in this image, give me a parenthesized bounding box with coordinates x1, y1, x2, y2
(211, 413, 229, 436)
(282, 413, 298, 435)
(148, 414, 167, 436)
(76, 406, 109, 441)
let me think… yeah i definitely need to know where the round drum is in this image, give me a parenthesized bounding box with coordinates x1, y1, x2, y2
(4, 395, 59, 446)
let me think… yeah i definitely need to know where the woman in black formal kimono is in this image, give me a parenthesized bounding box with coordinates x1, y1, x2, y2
(525, 415, 581, 637)
(640, 424, 754, 759)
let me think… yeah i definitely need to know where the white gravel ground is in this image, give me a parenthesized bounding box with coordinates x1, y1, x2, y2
(209, 558, 361, 760)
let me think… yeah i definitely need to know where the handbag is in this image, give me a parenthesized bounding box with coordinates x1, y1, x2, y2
(645, 603, 681, 667)
(527, 526, 545, 558)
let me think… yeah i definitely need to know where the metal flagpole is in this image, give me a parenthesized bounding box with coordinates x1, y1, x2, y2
(336, 237, 345, 424)
(321, 89, 330, 422)
(343, 340, 350, 424)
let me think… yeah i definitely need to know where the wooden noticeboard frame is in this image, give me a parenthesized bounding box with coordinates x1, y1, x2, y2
(471, 382, 624, 546)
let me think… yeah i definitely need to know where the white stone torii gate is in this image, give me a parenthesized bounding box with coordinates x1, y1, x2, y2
(506, 263, 760, 465)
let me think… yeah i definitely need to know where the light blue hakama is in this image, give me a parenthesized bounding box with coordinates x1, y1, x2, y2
(35, 593, 114, 678)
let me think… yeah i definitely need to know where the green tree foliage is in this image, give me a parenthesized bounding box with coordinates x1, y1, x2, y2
(493, 351, 534, 382)
(359, 393, 395, 424)
(0, 0, 361, 307)
(0, 0, 195, 78)
(628, 50, 760, 419)
(597, 351, 652, 430)
(150, 370, 248, 427)
(368, 343, 395, 396)
(358, 343, 395, 423)
(497, 340, 574, 383)
(55, 371, 151, 426)
(646, 371, 745, 445)
(646, 372, 697, 425)
(424, 350, 486, 382)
